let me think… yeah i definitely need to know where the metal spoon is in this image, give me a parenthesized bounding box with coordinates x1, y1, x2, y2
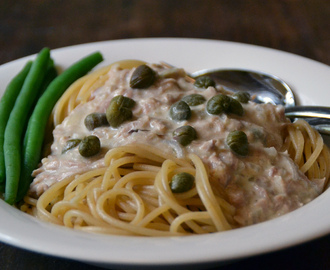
(191, 68, 330, 135)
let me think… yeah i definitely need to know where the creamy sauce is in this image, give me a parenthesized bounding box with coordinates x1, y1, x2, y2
(30, 64, 322, 227)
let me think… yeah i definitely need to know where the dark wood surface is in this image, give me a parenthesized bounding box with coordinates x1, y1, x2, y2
(0, 1, 329, 269)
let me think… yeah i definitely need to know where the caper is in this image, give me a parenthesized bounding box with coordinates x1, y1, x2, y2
(233, 91, 250, 103)
(62, 139, 81, 153)
(107, 108, 132, 128)
(106, 95, 135, 128)
(181, 94, 206, 106)
(226, 130, 249, 156)
(110, 95, 135, 109)
(78, 135, 101, 157)
(173, 125, 197, 146)
(206, 94, 231, 115)
(169, 101, 191, 121)
(227, 97, 244, 116)
(84, 113, 108, 130)
(194, 76, 216, 89)
(130, 64, 157, 89)
(170, 172, 195, 193)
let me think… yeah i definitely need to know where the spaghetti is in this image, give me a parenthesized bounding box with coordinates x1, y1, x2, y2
(21, 61, 330, 236)
(25, 145, 234, 236)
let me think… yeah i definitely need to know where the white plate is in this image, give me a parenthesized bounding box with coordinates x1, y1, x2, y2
(0, 38, 329, 269)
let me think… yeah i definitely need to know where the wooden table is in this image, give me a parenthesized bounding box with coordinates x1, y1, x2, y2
(0, 1, 329, 269)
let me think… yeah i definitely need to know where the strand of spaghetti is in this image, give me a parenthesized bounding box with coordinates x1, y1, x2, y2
(51, 200, 90, 218)
(298, 126, 324, 174)
(116, 196, 139, 214)
(62, 208, 113, 228)
(102, 188, 145, 225)
(67, 91, 79, 113)
(156, 197, 177, 226)
(124, 179, 159, 211)
(117, 212, 136, 222)
(305, 139, 316, 179)
(96, 187, 184, 236)
(64, 167, 106, 197)
(317, 155, 326, 179)
(102, 165, 121, 190)
(22, 195, 37, 207)
(113, 171, 158, 189)
(189, 153, 232, 231)
(137, 204, 171, 227)
(52, 76, 86, 125)
(36, 175, 76, 224)
(146, 223, 171, 231)
(170, 211, 214, 233)
(70, 176, 103, 204)
(105, 144, 192, 168)
(287, 124, 300, 151)
(177, 197, 205, 206)
(320, 148, 330, 187)
(78, 225, 137, 236)
(75, 182, 85, 193)
(124, 193, 156, 215)
(288, 125, 304, 165)
(155, 159, 208, 234)
(64, 186, 86, 202)
(20, 196, 38, 213)
(125, 178, 154, 190)
(172, 187, 198, 201)
(215, 196, 236, 216)
(133, 163, 161, 172)
(138, 192, 160, 208)
(107, 156, 161, 174)
(101, 156, 157, 190)
(76, 65, 112, 103)
(86, 187, 103, 219)
(104, 146, 164, 166)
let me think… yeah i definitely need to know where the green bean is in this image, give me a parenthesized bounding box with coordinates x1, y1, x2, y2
(16, 51, 103, 202)
(39, 60, 58, 94)
(4, 48, 51, 204)
(0, 61, 33, 192)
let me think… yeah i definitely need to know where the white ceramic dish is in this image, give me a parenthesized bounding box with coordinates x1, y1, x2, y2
(0, 38, 329, 269)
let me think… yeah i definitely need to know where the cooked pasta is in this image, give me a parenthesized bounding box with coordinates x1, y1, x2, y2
(24, 145, 234, 236)
(21, 61, 330, 236)
(283, 119, 330, 188)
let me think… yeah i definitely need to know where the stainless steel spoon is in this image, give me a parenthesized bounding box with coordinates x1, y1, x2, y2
(191, 68, 330, 135)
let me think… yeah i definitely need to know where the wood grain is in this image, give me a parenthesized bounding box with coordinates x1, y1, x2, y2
(1, 0, 329, 65)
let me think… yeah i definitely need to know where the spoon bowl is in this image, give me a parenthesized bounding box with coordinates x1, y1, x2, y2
(191, 68, 296, 107)
(190, 68, 330, 135)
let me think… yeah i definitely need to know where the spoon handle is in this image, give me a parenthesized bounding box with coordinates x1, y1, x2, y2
(284, 106, 330, 119)
(285, 106, 330, 135)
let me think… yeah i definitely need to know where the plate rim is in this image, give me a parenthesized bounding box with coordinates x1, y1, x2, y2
(0, 38, 329, 267)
